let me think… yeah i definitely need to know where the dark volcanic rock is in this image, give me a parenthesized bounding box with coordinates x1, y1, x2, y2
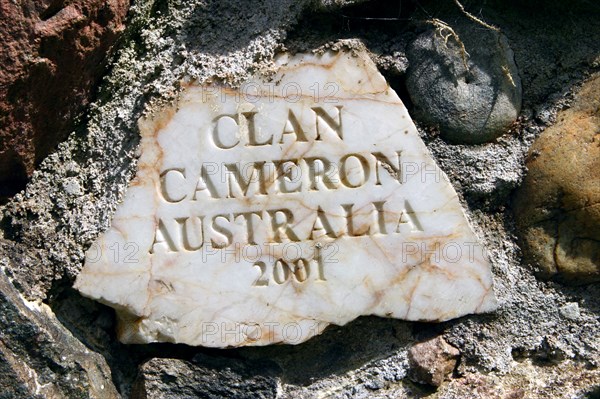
(0, 0, 129, 201)
(406, 19, 521, 144)
(0, 265, 118, 398)
(131, 354, 281, 399)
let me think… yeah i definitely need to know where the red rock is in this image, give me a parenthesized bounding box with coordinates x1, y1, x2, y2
(0, 0, 129, 201)
(408, 336, 460, 387)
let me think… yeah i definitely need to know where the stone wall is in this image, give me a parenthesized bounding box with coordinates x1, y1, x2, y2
(0, 0, 598, 397)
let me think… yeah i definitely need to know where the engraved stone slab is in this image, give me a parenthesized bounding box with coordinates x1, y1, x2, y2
(74, 48, 497, 347)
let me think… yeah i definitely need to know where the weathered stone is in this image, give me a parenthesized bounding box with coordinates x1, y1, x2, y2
(0, 0, 129, 201)
(408, 336, 460, 387)
(0, 262, 119, 398)
(434, 360, 600, 399)
(559, 302, 580, 321)
(406, 19, 521, 144)
(74, 46, 497, 347)
(131, 355, 280, 399)
(513, 73, 600, 284)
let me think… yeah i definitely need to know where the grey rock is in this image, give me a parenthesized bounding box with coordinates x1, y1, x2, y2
(0, 261, 119, 398)
(406, 21, 522, 144)
(131, 355, 280, 399)
(559, 303, 580, 321)
(317, 0, 371, 8)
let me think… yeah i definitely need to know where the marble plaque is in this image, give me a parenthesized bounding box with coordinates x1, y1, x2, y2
(74, 48, 497, 347)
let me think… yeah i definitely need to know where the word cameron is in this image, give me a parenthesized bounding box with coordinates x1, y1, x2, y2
(150, 105, 429, 254)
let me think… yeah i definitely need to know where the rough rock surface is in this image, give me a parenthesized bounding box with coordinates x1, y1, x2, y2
(408, 336, 460, 387)
(513, 73, 600, 283)
(435, 360, 600, 399)
(131, 355, 281, 399)
(0, 0, 598, 397)
(405, 19, 522, 144)
(0, 261, 118, 398)
(0, 0, 129, 201)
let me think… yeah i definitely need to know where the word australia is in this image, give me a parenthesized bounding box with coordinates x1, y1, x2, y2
(150, 106, 424, 253)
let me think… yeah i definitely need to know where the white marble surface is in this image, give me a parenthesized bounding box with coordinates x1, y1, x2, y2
(74, 48, 497, 347)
